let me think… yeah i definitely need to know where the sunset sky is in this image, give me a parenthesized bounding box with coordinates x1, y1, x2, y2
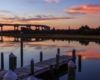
(0, 0, 100, 30)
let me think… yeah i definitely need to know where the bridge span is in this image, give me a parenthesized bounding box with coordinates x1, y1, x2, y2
(0, 24, 50, 31)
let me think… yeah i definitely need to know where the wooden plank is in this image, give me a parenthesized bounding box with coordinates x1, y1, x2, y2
(0, 55, 72, 80)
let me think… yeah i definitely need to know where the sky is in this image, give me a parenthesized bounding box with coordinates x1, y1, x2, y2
(0, 0, 100, 30)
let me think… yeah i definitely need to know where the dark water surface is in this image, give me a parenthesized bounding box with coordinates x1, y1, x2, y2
(0, 36, 100, 80)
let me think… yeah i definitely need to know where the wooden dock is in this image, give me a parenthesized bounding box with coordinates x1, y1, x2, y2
(0, 55, 72, 80)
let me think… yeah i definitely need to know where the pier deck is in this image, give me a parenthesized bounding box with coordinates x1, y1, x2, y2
(0, 55, 72, 80)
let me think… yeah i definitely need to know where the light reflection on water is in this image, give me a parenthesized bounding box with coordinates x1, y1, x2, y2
(0, 37, 100, 80)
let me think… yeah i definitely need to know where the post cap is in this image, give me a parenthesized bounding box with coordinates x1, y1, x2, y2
(68, 60, 76, 67)
(9, 53, 16, 57)
(4, 70, 17, 80)
(27, 75, 37, 80)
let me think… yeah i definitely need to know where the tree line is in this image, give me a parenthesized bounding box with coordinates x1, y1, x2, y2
(1, 25, 100, 35)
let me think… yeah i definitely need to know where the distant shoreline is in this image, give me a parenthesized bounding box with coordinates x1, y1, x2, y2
(0, 33, 100, 40)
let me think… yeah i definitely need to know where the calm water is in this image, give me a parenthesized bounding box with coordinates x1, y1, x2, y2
(0, 36, 100, 80)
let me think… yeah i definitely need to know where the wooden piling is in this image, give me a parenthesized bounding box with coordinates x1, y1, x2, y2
(1, 52, 4, 69)
(78, 55, 82, 72)
(9, 53, 16, 71)
(20, 32, 23, 67)
(68, 60, 76, 80)
(40, 51, 43, 62)
(56, 53, 59, 80)
(30, 59, 34, 75)
(56, 53, 59, 69)
(49, 65, 54, 80)
(72, 49, 76, 63)
(57, 48, 60, 55)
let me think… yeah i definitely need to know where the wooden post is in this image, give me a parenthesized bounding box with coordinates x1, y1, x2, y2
(20, 32, 23, 67)
(30, 59, 34, 75)
(3, 70, 17, 80)
(49, 65, 54, 80)
(78, 55, 82, 72)
(56, 53, 59, 69)
(68, 60, 76, 80)
(72, 49, 76, 63)
(56, 53, 59, 80)
(1, 52, 4, 69)
(27, 75, 37, 80)
(57, 48, 60, 55)
(9, 53, 17, 71)
(40, 51, 43, 62)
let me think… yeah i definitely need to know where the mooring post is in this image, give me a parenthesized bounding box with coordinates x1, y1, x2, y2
(55, 53, 59, 80)
(9, 53, 17, 71)
(68, 60, 76, 80)
(49, 65, 54, 80)
(40, 51, 43, 62)
(1, 52, 4, 69)
(27, 75, 38, 80)
(57, 48, 60, 55)
(3, 70, 17, 80)
(72, 49, 76, 63)
(78, 55, 82, 72)
(20, 32, 23, 67)
(30, 59, 34, 75)
(56, 53, 59, 69)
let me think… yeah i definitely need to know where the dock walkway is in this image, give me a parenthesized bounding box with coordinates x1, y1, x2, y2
(0, 55, 72, 80)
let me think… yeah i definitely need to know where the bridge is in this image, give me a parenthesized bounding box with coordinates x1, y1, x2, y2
(0, 24, 50, 31)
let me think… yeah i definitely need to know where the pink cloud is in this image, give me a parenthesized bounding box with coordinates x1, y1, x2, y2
(65, 4, 100, 14)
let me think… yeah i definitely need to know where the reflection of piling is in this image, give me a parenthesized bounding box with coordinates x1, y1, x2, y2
(30, 59, 34, 75)
(68, 60, 76, 80)
(40, 51, 43, 62)
(78, 55, 82, 72)
(0, 36, 3, 42)
(72, 49, 76, 63)
(9, 53, 17, 71)
(20, 32, 23, 67)
(1, 52, 4, 69)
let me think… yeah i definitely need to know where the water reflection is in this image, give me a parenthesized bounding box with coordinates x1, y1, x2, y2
(66, 50, 100, 60)
(0, 36, 100, 80)
(0, 36, 100, 46)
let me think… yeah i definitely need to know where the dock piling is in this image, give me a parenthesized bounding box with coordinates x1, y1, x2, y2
(9, 53, 17, 71)
(20, 32, 23, 67)
(30, 59, 34, 75)
(56, 53, 59, 69)
(72, 49, 76, 63)
(49, 65, 54, 80)
(68, 60, 76, 80)
(40, 51, 43, 62)
(57, 48, 60, 55)
(1, 52, 4, 69)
